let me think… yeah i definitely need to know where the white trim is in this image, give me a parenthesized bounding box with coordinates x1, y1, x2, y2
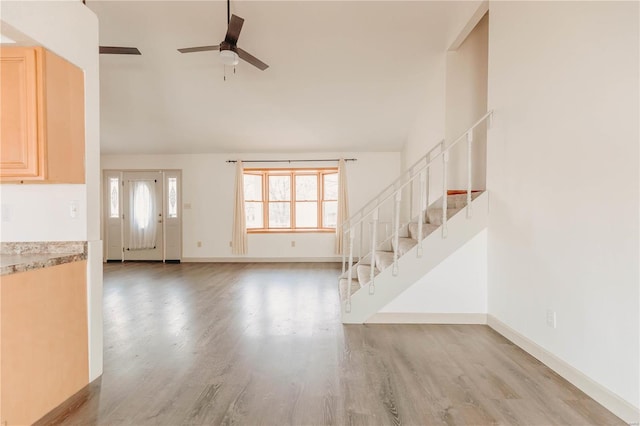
(448, 0, 489, 51)
(487, 315, 640, 424)
(366, 312, 487, 324)
(182, 257, 341, 263)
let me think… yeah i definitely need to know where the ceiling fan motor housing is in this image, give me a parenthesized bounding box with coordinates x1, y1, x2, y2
(220, 48, 239, 66)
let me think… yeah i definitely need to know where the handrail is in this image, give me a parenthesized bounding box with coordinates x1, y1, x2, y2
(341, 140, 445, 230)
(343, 110, 493, 233)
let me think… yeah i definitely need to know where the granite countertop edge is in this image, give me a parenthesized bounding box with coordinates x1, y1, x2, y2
(0, 241, 88, 276)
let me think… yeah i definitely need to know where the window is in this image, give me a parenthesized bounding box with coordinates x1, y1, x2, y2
(244, 168, 338, 232)
(167, 177, 178, 218)
(109, 177, 120, 218)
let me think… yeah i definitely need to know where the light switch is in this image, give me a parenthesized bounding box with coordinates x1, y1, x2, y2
(1, 204, 11, 222)
(69, 200, 79, 219)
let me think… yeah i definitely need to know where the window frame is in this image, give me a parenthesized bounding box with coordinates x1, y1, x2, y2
(244, 167, 338, 233)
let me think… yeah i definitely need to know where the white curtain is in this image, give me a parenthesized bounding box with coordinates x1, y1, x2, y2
(335, 158, 350, 255)
(129, 180, 158, 250)
(232, 161, 248, 255)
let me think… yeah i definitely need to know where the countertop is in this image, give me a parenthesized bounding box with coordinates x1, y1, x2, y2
(0, 241, 87, 276)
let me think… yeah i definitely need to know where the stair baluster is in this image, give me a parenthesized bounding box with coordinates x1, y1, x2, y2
(417, 170, 425, 258)
(442, 150, 449, 238)
(369, 208, 379, 294)
(359, 221, 364, 262)
(341, 226, 346, 274)
(467, 130, 473, 218)
(346, 227, 355, 312)
(392, 192, 402, 276)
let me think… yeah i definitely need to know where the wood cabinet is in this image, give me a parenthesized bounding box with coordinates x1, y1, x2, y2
(0, 261, 88, 425)
(0, 46, 85, 183)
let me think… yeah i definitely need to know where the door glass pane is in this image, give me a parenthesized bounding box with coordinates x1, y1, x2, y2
(133, 182, 152, 230)
(295, 175, 317, 201)
(109, 177, 119, 218)
(269, 175, 290, 201)
(296, 202, 318, 228)
(244, 174, 263, 201)
(323, 201, 338, 228)
(245, 202, 263, 228)
(167, 177, 178, 218)
(324, 173, 338, 200)
(269, 202, 290, 228)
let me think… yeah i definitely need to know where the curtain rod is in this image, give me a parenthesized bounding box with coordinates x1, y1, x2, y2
(226, 158, 357, 164)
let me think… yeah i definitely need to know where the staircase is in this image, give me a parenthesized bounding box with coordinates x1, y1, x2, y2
(338, 111, 493, 324)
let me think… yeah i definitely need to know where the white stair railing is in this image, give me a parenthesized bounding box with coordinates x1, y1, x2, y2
(341, 111, 493, 311)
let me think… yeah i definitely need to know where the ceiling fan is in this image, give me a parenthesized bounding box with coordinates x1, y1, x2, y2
(99, 46, 141, 55)
(177, 0, 268, 71)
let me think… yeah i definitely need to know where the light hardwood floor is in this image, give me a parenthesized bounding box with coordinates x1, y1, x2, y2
(46, 262, 624, 425)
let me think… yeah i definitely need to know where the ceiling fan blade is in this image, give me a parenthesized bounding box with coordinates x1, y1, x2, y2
(237, 48, 269, 70)
(177, 45, 220, 53)
(224, 14, 244, 45)
(99, 46, 141, 55)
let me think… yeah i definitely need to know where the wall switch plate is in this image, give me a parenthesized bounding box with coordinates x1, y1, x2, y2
(69, 200, 79, 219)
(229, 241, 232, 247)
(184, 203, 192, 209)
(1, 204, 11, 222)
(197, 241, 202, 247)
(291, 241, 296, 247)
(546, 309, 557, 328)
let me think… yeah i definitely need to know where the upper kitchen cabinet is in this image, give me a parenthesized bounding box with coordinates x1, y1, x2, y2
(0, 46, 85, 183)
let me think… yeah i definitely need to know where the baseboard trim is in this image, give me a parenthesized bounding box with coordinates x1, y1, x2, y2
(182, 257, 341, 263)
(366, 312, 488, 324)
(487, 315, 640, 424)
(33, 376, 102, 426)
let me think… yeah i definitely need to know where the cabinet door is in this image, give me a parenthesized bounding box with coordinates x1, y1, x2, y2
(0, 47, 42, 179)
(1, 261, 88, 425)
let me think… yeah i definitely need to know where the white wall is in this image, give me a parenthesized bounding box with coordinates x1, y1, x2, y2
(381, 229, 487, 314)
(487, 0, 639, 417)
(1, 1, 103, 381)
(0, 185, 86, 241)
(445, 12, 488, 190)
(102, 152, 401, 260)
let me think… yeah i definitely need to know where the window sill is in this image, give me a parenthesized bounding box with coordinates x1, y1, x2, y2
(247, 229, 336, 234)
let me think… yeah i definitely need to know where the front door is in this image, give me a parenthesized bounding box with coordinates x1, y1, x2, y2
(122, 171, 163, 261)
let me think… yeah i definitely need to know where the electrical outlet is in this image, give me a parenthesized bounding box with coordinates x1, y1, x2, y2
(197, 241, 202, 248)
(229, 241, 232, 247)
(291, 241, 296, 247)
(184, 203, 192, 209)
(546, 309, 557, 328)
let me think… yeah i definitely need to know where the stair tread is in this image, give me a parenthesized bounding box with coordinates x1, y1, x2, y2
(375, 251, 394, 271)
(408, 222, 439, 240)
(392, 237, 417, 257)
(356, 264, 377, 287)
(338, 277, 360, 300)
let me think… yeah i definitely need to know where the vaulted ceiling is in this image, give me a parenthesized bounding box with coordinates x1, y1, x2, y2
(89, 1, 479, 154)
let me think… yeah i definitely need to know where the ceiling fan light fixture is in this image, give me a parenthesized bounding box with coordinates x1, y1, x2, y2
(220, 49, 239, 66)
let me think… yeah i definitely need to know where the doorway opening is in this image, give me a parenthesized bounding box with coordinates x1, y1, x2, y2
(445, 9, 489, 191)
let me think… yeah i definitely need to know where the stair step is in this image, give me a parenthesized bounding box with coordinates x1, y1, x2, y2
(338, 277, 360, 300)
(392, 237, 417, 256)
(426, 206, 461, 225)
(375, 251, 394, 271)
(408, 222, 439, 240)
(357, 263, 377, 286)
